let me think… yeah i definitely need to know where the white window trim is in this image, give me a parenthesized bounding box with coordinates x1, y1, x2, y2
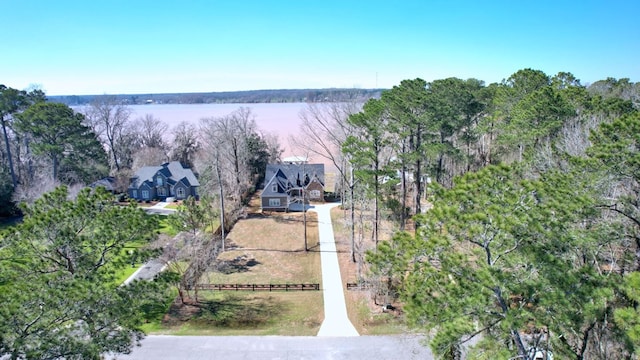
(176, 187, 186, 198)
(268, 198, 281, 207)
(141, 190, 149, 199)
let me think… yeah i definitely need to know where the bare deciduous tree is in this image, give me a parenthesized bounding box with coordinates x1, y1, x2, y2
(170, 121, 200, 168)
(200, 107, 257, 201)
(114, 122, 143, 170)
(83, 96, 132, 172)
(131, 147, 168, 169)
(290, 102, 362, 261)
(262, 131, 283, 163)
(292, 102, 361, 182)
(12, 170, 59, 204)
(137, 114, 168, 150)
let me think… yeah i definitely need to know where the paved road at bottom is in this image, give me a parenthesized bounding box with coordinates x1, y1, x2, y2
(111, 335, 434, 360)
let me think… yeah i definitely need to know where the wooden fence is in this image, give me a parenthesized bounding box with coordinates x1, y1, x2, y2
(346, 282, 372, 290)
(196, 283, 320, 291)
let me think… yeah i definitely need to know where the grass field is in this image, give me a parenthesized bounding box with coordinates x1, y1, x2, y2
(330, 206, 409, 335)
(143, 191, 410, 336)
(147, 194, 324, 336)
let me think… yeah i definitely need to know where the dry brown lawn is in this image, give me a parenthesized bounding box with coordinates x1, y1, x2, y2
(149, 190, 409, 336)
(152, 192, 324, 336)
(207, 210, 321, 285)
(330, 206, 408, 335)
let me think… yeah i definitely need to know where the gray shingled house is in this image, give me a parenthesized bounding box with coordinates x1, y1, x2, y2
(128, 161, 199, 201)
(261, 163, 324, 211)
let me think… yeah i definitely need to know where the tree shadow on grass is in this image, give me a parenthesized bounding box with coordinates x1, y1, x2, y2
(273, 215, 318, 225)
(237, 243, 347, 253)
(194, 294, 286, 328)
(216, 255, 261, 274)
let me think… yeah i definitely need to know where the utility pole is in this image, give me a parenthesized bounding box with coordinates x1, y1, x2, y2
(300, 155, 310, 252)
(215, 149, 225, 251)
(303, 183, 307, 251)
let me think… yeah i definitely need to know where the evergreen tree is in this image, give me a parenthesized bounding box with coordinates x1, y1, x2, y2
(381, 165, 611, 358)
(15, 102, 107, 183)
(0, 187, 169, 359)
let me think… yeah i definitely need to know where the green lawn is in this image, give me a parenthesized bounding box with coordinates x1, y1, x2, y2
(114, 240, 150, 285)
(115, 264, 140, 284)
(144, 202, 324, 336)
(143, 291, 322, 336)
(154, 215, 178, 236)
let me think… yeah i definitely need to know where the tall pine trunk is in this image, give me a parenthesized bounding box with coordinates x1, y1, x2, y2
(1, 116, 17, 187)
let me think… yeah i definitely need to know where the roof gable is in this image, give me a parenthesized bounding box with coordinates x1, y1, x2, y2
(89, 176, 116, 192)
(131, 161, 199, 187)
(166, 161, 200, 186)
(265, 163, 325, 187)
(132, 165, 163, 184)
(262, 169, 291, 196)
(306, 175, 324, 188)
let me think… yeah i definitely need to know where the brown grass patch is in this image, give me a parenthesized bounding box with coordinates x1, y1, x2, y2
(208, 209, 321, 284)
(331, 206, 408, 335)
(151, 191, 324, 335)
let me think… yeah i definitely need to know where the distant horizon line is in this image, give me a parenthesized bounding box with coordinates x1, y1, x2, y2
(47, 87, 387, 98)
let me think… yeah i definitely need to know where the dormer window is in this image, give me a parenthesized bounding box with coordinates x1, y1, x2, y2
(156, 176, 163, 186)
(271, 184, 277, 192)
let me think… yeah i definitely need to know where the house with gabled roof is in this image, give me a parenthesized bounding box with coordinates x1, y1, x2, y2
(89, 176, 117, 193)
(260, 163, 324, 211)
(128, 161, 199, 201)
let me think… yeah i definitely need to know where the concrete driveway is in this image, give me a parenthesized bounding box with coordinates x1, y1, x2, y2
(311, 203, 359, 337)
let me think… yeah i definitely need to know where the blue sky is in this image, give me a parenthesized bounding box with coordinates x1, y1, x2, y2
(1, 0, 638, 95)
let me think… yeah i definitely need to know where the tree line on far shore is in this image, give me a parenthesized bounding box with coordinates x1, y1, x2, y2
(49, 88, 383, 106)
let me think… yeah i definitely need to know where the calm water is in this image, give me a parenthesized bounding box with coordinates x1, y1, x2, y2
(128, 103, 305, 133)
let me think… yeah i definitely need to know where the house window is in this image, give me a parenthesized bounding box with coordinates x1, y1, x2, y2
(132, 190, 138, 198)
(141, 190, 149, 199)
(269, 198, 281, 207)
(156, 177, 163, 186)
(158, 187, 166, 196)
(310, 190, 321, 198)
(271, 184, 278, 192)
(176, 187, 186, 198)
